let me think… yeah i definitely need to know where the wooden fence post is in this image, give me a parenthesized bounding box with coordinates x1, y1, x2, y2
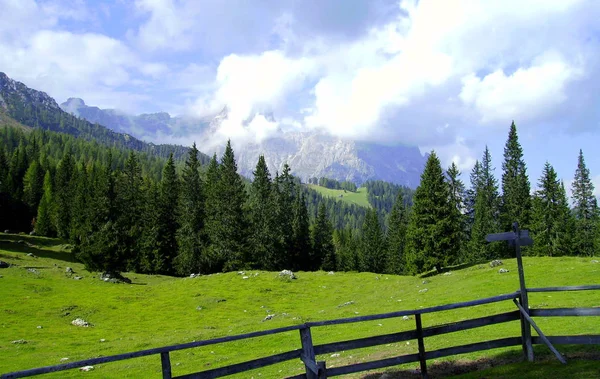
(300, 326, 318, 379)
(415, 314, 429, 379)
(160, 352, 172, 379)
(513, 222, 534, 362)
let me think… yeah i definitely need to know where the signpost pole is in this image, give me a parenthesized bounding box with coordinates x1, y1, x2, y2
(513, 222, 534, 362)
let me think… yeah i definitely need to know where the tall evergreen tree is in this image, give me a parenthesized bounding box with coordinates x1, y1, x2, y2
(405, 151, 456, 274)
(571, 150, 598, 256)
(385, 191, 408, 274)
(465, 160, 482, 236)
(116, 151, 144, 270)
(22, 159, 44, 211)
(445, 162, 466, 264)
(469, 147, 501, 261)
(154, 153, 179, 274)
(500, 121, 531, 242)
(55, 149, 75, 239)
(69, 164, 90, 245)
(291, 189, 312, 270)
(35, 170, 55, 236)
(531, 163, 574, 256)
(312, 203, 334, 271)
(361, 208, 386, 273)
(175, 143, 207, 275)
(248, 155, 277, 269)
(276, 163, 296, 267)
(213, 140, 248, 271)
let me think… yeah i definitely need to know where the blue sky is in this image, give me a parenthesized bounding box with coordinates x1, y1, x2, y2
(1, 0, 600, 196)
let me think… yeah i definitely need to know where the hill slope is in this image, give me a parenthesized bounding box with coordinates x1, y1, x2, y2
(307, 184, 371, 208)
(1, 233, 599, 378)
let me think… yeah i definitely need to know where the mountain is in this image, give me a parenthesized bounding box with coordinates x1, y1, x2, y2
(60, 97, 209, 140)
(0, 73, 206, 162)
(60, 98, 427, 188)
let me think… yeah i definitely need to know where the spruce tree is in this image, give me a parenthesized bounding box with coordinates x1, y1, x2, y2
(69, 164, 90, 245)
(360, 208, 386, 273)
(153, 153, 180, 274)
(248, 155, 277, 269)
(469, 147, 501, 261)
(291, 189, 312, 270)
(204, 153, 221, 271)
(276, 164, 296, 267)
(175, 143, 206, 275)
(500, 121, 531, 246)
(213, 140, 248, 271)
(465, 160, 482, 236)
(405, 151, 456, 274)
(55, 149, 75, 239)
(385, 191, 408, 274)
(312, 203, 334, 271)
(571, 150, 598, 256)
(22, 160, 44, 211)
(445, 162, 465, 264)
(139, 180, 161, 273)
(531, 163, 574, 256)
(35, 170, 55, 236)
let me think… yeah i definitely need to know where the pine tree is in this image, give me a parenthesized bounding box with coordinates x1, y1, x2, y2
(276, 163, 296, 268)
(204, 153, 222, 272)
(175, 143, 207, 275)
(405, 151, 456, 274)
(469, 147, 501, 261)
(139, 180, 161, 273)
(55, 149, 75, 239)
(531, 163, 574, 256)
(22, 160, 44, 211)
(446, 162, 466, 264)
(291, 189, 312, 270)
(154, 153, 179, 274)
(500, 121, 531, 246)
(248, 155, 277, 269)
(465, 160, 482, 236)
(35, 170, 55, 236)
(571, 150, 598, 256)
(385, 191, 408, 274)
(116, 151, 144, 271)
(213, 140, 248, 271)
(360, 209, 386, 273)
(312, 203, 334, 271)
(69, 164, 90, 245)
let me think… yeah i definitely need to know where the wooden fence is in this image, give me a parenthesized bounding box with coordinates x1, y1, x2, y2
(3, 284, 600, 379)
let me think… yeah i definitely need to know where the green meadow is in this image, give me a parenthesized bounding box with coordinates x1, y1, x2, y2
(1, 233, 599, 378)
(306, 185, 371, 208)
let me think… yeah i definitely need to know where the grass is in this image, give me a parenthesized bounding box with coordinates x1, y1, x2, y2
(0, 233, 599, 378)
(307, 184, 371, 208)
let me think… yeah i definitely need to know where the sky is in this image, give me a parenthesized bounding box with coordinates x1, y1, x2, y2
(1, 0, 600, 196)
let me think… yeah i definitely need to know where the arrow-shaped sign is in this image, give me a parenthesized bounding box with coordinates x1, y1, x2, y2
(485, 230, 533, 246)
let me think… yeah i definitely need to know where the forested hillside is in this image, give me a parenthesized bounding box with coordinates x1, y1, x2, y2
(1, 118, 598, 278)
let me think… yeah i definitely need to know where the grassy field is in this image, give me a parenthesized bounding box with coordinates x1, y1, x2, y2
(1, 233, 599, 378)
(307, 184, 371, 208)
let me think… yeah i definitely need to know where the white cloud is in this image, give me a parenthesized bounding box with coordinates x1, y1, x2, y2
(460, 53, 582, 124)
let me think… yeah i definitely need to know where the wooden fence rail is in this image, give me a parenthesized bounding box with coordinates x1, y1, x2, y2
(2, 285, 599, 379)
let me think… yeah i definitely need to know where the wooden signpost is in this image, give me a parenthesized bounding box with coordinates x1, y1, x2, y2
(486, 222, 535, 362)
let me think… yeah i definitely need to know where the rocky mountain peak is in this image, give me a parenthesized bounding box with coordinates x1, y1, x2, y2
(0, 72, 60, 112)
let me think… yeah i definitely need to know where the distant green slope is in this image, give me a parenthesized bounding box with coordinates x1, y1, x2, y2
(307, 184, 371, 208)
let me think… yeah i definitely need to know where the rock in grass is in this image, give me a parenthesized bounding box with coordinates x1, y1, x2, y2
(80, 366, 94, 372)
(263, 314, 275, 321)
(337, 301, 354, 307)
(279, 270, 297, 279)
(498, 268, 509, 273)
(0, 260, 9, 268)
(489, 260, 503, 268)
(12, 339, 27, 344)
(419, 288, 428, 293)
(72, 318, 90, 327)
(65, 267, 74, 274)
(592, 260, 599, 263)
(60, 358, 69, 362)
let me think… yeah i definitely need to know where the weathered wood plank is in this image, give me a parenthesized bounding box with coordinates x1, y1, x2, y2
(313, 330, 419, 355)
(325, 354, 421, 377)
(161, 352, 172, 379)
(514, 299, 566, 364)
(530, 308, 600, 317)
(415, 314, 428, 379)
(422, 311, 520, 338)
(173, 350, 302, 379)
(1, 325, 304, 378)
(527, 285, 600, 293)
(532, 335, 600, 345)
(317, 361, 327, 379)
(300, 327, 318, 378)
(306, 292, 519, 327)
(425, 337, 522, 360)
(513, 223, 534, 362)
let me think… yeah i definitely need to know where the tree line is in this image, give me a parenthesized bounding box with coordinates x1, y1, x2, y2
(1, 121, 598, 277)
(308, 177, 358, 192)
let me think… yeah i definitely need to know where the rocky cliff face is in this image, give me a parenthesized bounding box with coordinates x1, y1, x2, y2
(0, 72, 61, 112)
(60, 96, 426, 188)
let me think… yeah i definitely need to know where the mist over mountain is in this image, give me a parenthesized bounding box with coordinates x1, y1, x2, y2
(60, 98, 427, 188)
